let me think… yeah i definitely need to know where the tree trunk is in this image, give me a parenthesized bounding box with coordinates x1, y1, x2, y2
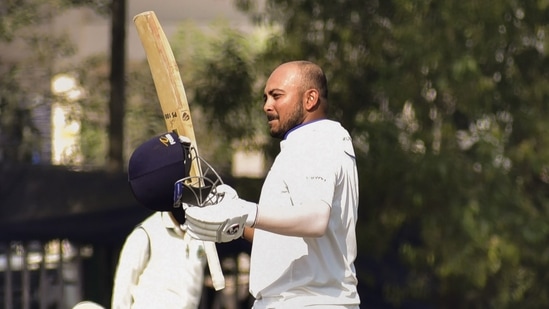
(107, 0, 126, 172)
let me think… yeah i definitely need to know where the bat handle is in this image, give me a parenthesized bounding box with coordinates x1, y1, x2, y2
(204, 241, 225, 290)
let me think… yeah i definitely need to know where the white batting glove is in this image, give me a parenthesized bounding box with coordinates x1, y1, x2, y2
(215, 184, 238, 201)
(184, 188, 257, 243)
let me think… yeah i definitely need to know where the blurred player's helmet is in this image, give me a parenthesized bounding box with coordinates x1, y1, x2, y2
(128, 132, 222, 223)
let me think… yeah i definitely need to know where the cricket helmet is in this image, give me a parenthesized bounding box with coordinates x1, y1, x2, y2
(128, 132, 223, 223)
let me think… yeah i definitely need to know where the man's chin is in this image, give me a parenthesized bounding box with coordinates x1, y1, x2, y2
(269, 128, 283, 139)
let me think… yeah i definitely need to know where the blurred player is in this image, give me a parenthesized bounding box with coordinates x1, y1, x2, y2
(112, 133, 208, 309)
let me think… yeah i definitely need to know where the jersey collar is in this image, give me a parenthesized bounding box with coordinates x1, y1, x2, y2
(283, 118, 326, 140)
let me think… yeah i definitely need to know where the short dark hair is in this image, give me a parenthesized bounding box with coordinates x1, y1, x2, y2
(296, 61, 328, 101)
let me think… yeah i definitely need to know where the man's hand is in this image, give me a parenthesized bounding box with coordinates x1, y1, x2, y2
(184, 186, 257, 243)
(215, 184, 238, 201)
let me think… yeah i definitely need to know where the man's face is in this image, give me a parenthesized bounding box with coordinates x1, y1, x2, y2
(263, 64, 305, 139)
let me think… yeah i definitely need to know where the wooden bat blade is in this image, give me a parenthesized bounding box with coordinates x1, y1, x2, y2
(133, 11, 225, 291)
(133, 11, 202, 180)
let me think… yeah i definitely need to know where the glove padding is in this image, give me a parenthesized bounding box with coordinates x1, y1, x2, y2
(184, 185, 257, 243)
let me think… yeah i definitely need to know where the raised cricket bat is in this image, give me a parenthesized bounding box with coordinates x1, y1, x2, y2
(133, 11, 225, 290)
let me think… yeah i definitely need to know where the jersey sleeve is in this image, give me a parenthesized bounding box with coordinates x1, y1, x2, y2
(111, 228, 150, 309)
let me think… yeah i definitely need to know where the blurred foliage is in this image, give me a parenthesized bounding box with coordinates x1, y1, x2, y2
(0, 0, 137, 167)
(233, 0, 549, 307)
(64, 53, 166, 166)
(71, 19, 270, 172)
(167, 20, 271, 174)
(0, 0, 76, 163)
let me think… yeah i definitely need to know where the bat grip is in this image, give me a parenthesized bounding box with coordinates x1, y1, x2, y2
(204, 241, 225, 290)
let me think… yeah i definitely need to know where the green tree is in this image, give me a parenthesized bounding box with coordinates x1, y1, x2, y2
(232, 0, 549, 307)
(167, 20, 270, 174)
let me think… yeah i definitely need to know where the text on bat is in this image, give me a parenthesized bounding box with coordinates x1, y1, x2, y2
(164, 111, 191, 121)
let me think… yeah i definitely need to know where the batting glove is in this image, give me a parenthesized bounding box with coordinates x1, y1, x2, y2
(184, 189, 257, 243)
(215, 184, 238, 201)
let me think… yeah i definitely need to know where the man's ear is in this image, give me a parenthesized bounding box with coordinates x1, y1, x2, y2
(304, 89, 320, 111)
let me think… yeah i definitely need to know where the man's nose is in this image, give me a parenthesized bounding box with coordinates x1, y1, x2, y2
(263, 99, 273, 113)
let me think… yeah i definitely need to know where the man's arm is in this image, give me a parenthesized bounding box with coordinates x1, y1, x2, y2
(254, 200, 331, 238)
(185, 197, 331, 243)
(242, 227, 254, 242)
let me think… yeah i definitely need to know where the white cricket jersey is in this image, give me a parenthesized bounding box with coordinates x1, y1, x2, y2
(111, 212, 207, 309)
(250, 119, 360, 308)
